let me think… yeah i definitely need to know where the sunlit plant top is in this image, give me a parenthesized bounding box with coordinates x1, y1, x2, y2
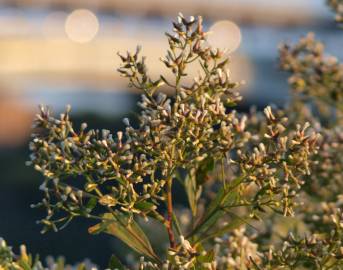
(1, 3, 343, 269)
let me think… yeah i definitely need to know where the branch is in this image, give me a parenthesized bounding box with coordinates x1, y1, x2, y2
(166, 178, 176, 248)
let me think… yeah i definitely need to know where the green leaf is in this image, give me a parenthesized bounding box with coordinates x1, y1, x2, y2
(197, 249, 214, 264)
(108, 254, 126, 270)
(85, 197, 97, 212)
(184, 157, 214, 218)
(134, 201, 155, 212)
(76, 263, 87, 270)
(17, 249, 33, 270)
(188, 183, 240, 239)
(195, 157, 215, 185)
(204, 185, 227, 216)
(56, 257, 66, 270)
(172, 212, 183, 237)
(197, 213, 252, 244)
(88, 212, 159, 262)
(185, 169, 198, 217)
(18, 260, 32, 270)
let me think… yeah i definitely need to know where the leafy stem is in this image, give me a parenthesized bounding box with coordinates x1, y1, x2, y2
(166, 176, 176, 249)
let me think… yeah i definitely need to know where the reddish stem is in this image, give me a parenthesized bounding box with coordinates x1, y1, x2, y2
(166, 179, 176, 249)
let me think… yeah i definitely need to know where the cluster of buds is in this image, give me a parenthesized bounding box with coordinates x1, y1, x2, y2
(302, 127, 343, 201)
(279, 13, 343, 237)
(0, 238, 98, 270)
(137, 229, 261, 270)
(279, 33, 343, 121)
(26, 13, 328, 270)
(28, 105, 162, 233)
(259, 226, 343, 270)
(0, 238, 13, 268)
(280, 33, 343, 119)
(229, 107, 319, 218)
(213, 228, 261, 269)
(267, 7, 343, 269)
(328, 0, 343, 23)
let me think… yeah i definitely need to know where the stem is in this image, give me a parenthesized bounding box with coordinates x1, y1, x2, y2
(166, 178, 176, 248)
(221, 157, 226, 191)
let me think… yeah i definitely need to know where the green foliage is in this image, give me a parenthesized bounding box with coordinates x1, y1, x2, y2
(88, 212, 159, 262)
(328, 0, 343, 23)
(0, 238, 94, 270)
(1, 2, 343, 269)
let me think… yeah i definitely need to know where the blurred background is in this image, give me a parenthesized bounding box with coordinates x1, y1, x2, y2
(0, 0, 342, 267)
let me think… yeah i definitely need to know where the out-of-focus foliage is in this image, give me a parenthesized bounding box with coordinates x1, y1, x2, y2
(0, 238, 96, 270)
(328, 0, 343, 23)
(1, 1, 342, 269)
(279, 32, 343, 122)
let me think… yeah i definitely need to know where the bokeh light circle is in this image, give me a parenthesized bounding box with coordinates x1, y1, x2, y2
(65, 9, 99, 43)
(208, 20, 242, 53)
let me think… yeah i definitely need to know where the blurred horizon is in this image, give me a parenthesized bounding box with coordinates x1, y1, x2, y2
(0, 1, 341, 111)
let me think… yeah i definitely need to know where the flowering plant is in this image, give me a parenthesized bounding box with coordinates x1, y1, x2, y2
(1, 2, 343, 269)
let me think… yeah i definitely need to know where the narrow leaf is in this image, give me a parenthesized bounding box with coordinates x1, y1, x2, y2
(195, 157, 215, 185)
(108, 254, 126, 270)
(185, 170, 198, 216)
(190, 188, 239, 238)
(88, 212, 159, 262)
(196, 214, 252, 244)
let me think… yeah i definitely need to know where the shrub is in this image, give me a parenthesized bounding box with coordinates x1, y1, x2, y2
(1, 2, 343, 270)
